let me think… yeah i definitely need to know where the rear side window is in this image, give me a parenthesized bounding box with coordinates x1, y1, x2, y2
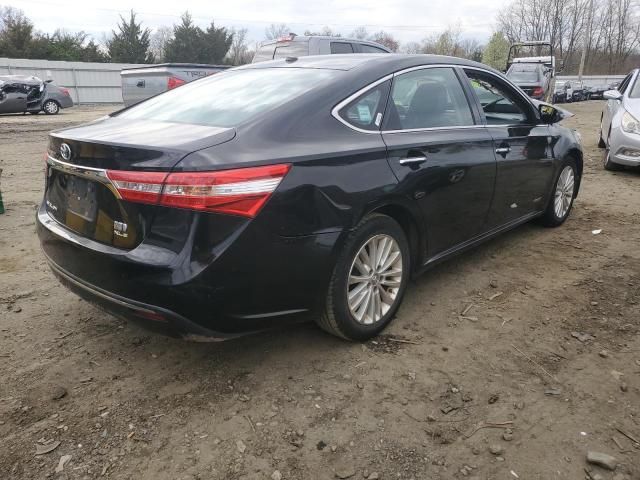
(273, 42, 309, 59)
(330, 42, 354, 54)
(117, 68, 338, 128)
(338, 80, 391, 131)
(384, 68, 474, 130)
(359, 44, 387, 53)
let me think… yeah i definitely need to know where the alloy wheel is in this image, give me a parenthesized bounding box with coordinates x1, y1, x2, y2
(554, 166, 575, 219)
(347, 234, 403, 325)
(44, 101, 59, 114)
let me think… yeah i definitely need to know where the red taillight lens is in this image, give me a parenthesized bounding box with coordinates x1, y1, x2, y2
(532, 87, 544, 96)
(167, 76, 186, 90)
(106, 164, 291, 218)
(60, 88, 70, 96)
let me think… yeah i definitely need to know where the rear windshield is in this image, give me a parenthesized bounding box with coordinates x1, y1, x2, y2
(508, 70, 540, 83)
(116, 68, 337, 127)
(253, 41, 309, 62)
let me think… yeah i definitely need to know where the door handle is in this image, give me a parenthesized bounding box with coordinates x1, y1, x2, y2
(495, 147, 511, 155)
(399, 156, 427, 166)
(136, 80, 145, 88)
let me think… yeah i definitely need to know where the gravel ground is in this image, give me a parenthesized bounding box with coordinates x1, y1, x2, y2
(0, 103, 639, 480)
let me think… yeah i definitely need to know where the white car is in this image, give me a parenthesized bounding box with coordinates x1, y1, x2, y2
(599, 68, 640, 170)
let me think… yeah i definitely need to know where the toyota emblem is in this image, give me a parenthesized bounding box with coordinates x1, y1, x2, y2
(60, 143, 72, 161)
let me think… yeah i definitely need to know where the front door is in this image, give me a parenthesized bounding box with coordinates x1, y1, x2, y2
(381, 67, 497, 258)
(463, 69, 556, 227)
(0, 83, 27, 114)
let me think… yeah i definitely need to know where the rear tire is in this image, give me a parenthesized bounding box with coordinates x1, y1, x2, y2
(540, 158, 577, 227)
(316, 214, 410, 341)
(43, 100, 60, 115)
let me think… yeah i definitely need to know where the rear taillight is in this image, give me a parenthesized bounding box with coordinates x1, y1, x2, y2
(106, 164, 290, 218)
(532, 87, 544, 97)
(167, 76, 186, 90)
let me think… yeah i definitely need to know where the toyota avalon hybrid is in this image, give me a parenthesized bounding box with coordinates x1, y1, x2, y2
(37, 55, 583, 342)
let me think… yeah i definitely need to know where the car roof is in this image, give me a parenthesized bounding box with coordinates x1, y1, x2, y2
(238, 54, 499, 74)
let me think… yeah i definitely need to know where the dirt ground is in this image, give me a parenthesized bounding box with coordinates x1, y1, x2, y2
(0, 102, 638, 480)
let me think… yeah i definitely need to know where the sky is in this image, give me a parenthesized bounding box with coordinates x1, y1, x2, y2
(12, 0, 508, 47)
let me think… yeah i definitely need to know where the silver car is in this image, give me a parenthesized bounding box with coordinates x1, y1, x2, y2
(0, 75, 73, 115)
(599, 68, 640, 170)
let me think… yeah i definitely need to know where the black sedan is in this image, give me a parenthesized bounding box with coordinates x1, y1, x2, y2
(38, 55, 583, 342)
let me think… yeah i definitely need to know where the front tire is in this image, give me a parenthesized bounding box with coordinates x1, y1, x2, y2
(541, 158, 577, 227)
(603, 134, 622, 171)
(43, 100, 60, 115)
(316, 214, 410, 341)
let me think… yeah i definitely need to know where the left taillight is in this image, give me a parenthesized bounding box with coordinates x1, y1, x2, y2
(167, 76, 186, 90)
(532, 87, 544, 97)
(106, 164, 291, 218)
(60, 88, 70, 96)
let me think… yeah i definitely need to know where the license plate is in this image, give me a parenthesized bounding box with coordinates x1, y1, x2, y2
(66, 176, 98, 222)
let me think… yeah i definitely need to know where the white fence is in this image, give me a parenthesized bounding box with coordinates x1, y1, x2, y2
(0, 58, 144, 104)
(556, 75, 626, 87)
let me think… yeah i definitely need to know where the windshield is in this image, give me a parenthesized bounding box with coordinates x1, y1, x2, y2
(117, 68, 337, 127)
(507, 70, 540, 83)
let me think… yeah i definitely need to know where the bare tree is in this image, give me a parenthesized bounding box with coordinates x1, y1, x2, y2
(150, 26, 173, 62)
(349, 26, 369, 40)
(497, 0, 640, 74)
(229, 27, 251, 65)
(369, 30, 399, 52)
(264, 23, 290, 40)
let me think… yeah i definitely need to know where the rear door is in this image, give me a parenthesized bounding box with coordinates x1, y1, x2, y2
(381, 66, 497, 258)
(0, 83, 27, 113)
(463, 68, 555, 227)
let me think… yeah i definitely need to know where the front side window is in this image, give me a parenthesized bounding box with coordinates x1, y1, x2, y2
(117, 68, 337, 128)
(628, 73, 640, 98)
(330, 42, 354, 54)
(465, 70, 532, 125)
(384, 67, 474, 130)
(338, 80, 390, 131)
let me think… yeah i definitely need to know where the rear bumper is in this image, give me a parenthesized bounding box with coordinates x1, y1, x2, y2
(37, 204, 341, 338)
(45, 255, 237, 340)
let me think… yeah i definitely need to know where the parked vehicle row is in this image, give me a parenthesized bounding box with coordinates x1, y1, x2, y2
(38, 54, 583, 342)
(0, 75, 73, 115)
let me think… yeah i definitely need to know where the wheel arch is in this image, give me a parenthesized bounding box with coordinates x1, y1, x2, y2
(366, 202, 425, 274)
(567, 148, 583, 197)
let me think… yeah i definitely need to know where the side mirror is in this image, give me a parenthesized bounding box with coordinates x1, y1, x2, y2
(45, 79, 53, 84)
(539, 104, 563, 124)
(603, 90, 622, 101)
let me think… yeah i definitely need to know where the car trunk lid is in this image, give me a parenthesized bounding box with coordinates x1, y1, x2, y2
(44, 116, 235, 250)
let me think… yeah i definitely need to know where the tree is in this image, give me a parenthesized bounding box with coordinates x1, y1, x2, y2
(164, 12, 234, 64)
(264, 23, 290, 40)
(304, 26, 340, 37)
(228, 27, 252, 65)
(482, 31, 510, 70)
(150, 26, 173, 62)
(369, 31, 399, 52)
(164, 12, 205, 63)
(0, 6, 34, 58)
(204, 21, 233, 64)
(350, 27, 369, 40)
(106, 10, 154, 63)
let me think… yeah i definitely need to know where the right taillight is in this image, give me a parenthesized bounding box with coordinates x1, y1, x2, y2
(532, 87, 544, 97)
(106, 164, 291, 218)
(167, 76, 186, 90)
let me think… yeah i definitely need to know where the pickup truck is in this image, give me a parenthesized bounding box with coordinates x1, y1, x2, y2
(120, 63, 229, 106)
